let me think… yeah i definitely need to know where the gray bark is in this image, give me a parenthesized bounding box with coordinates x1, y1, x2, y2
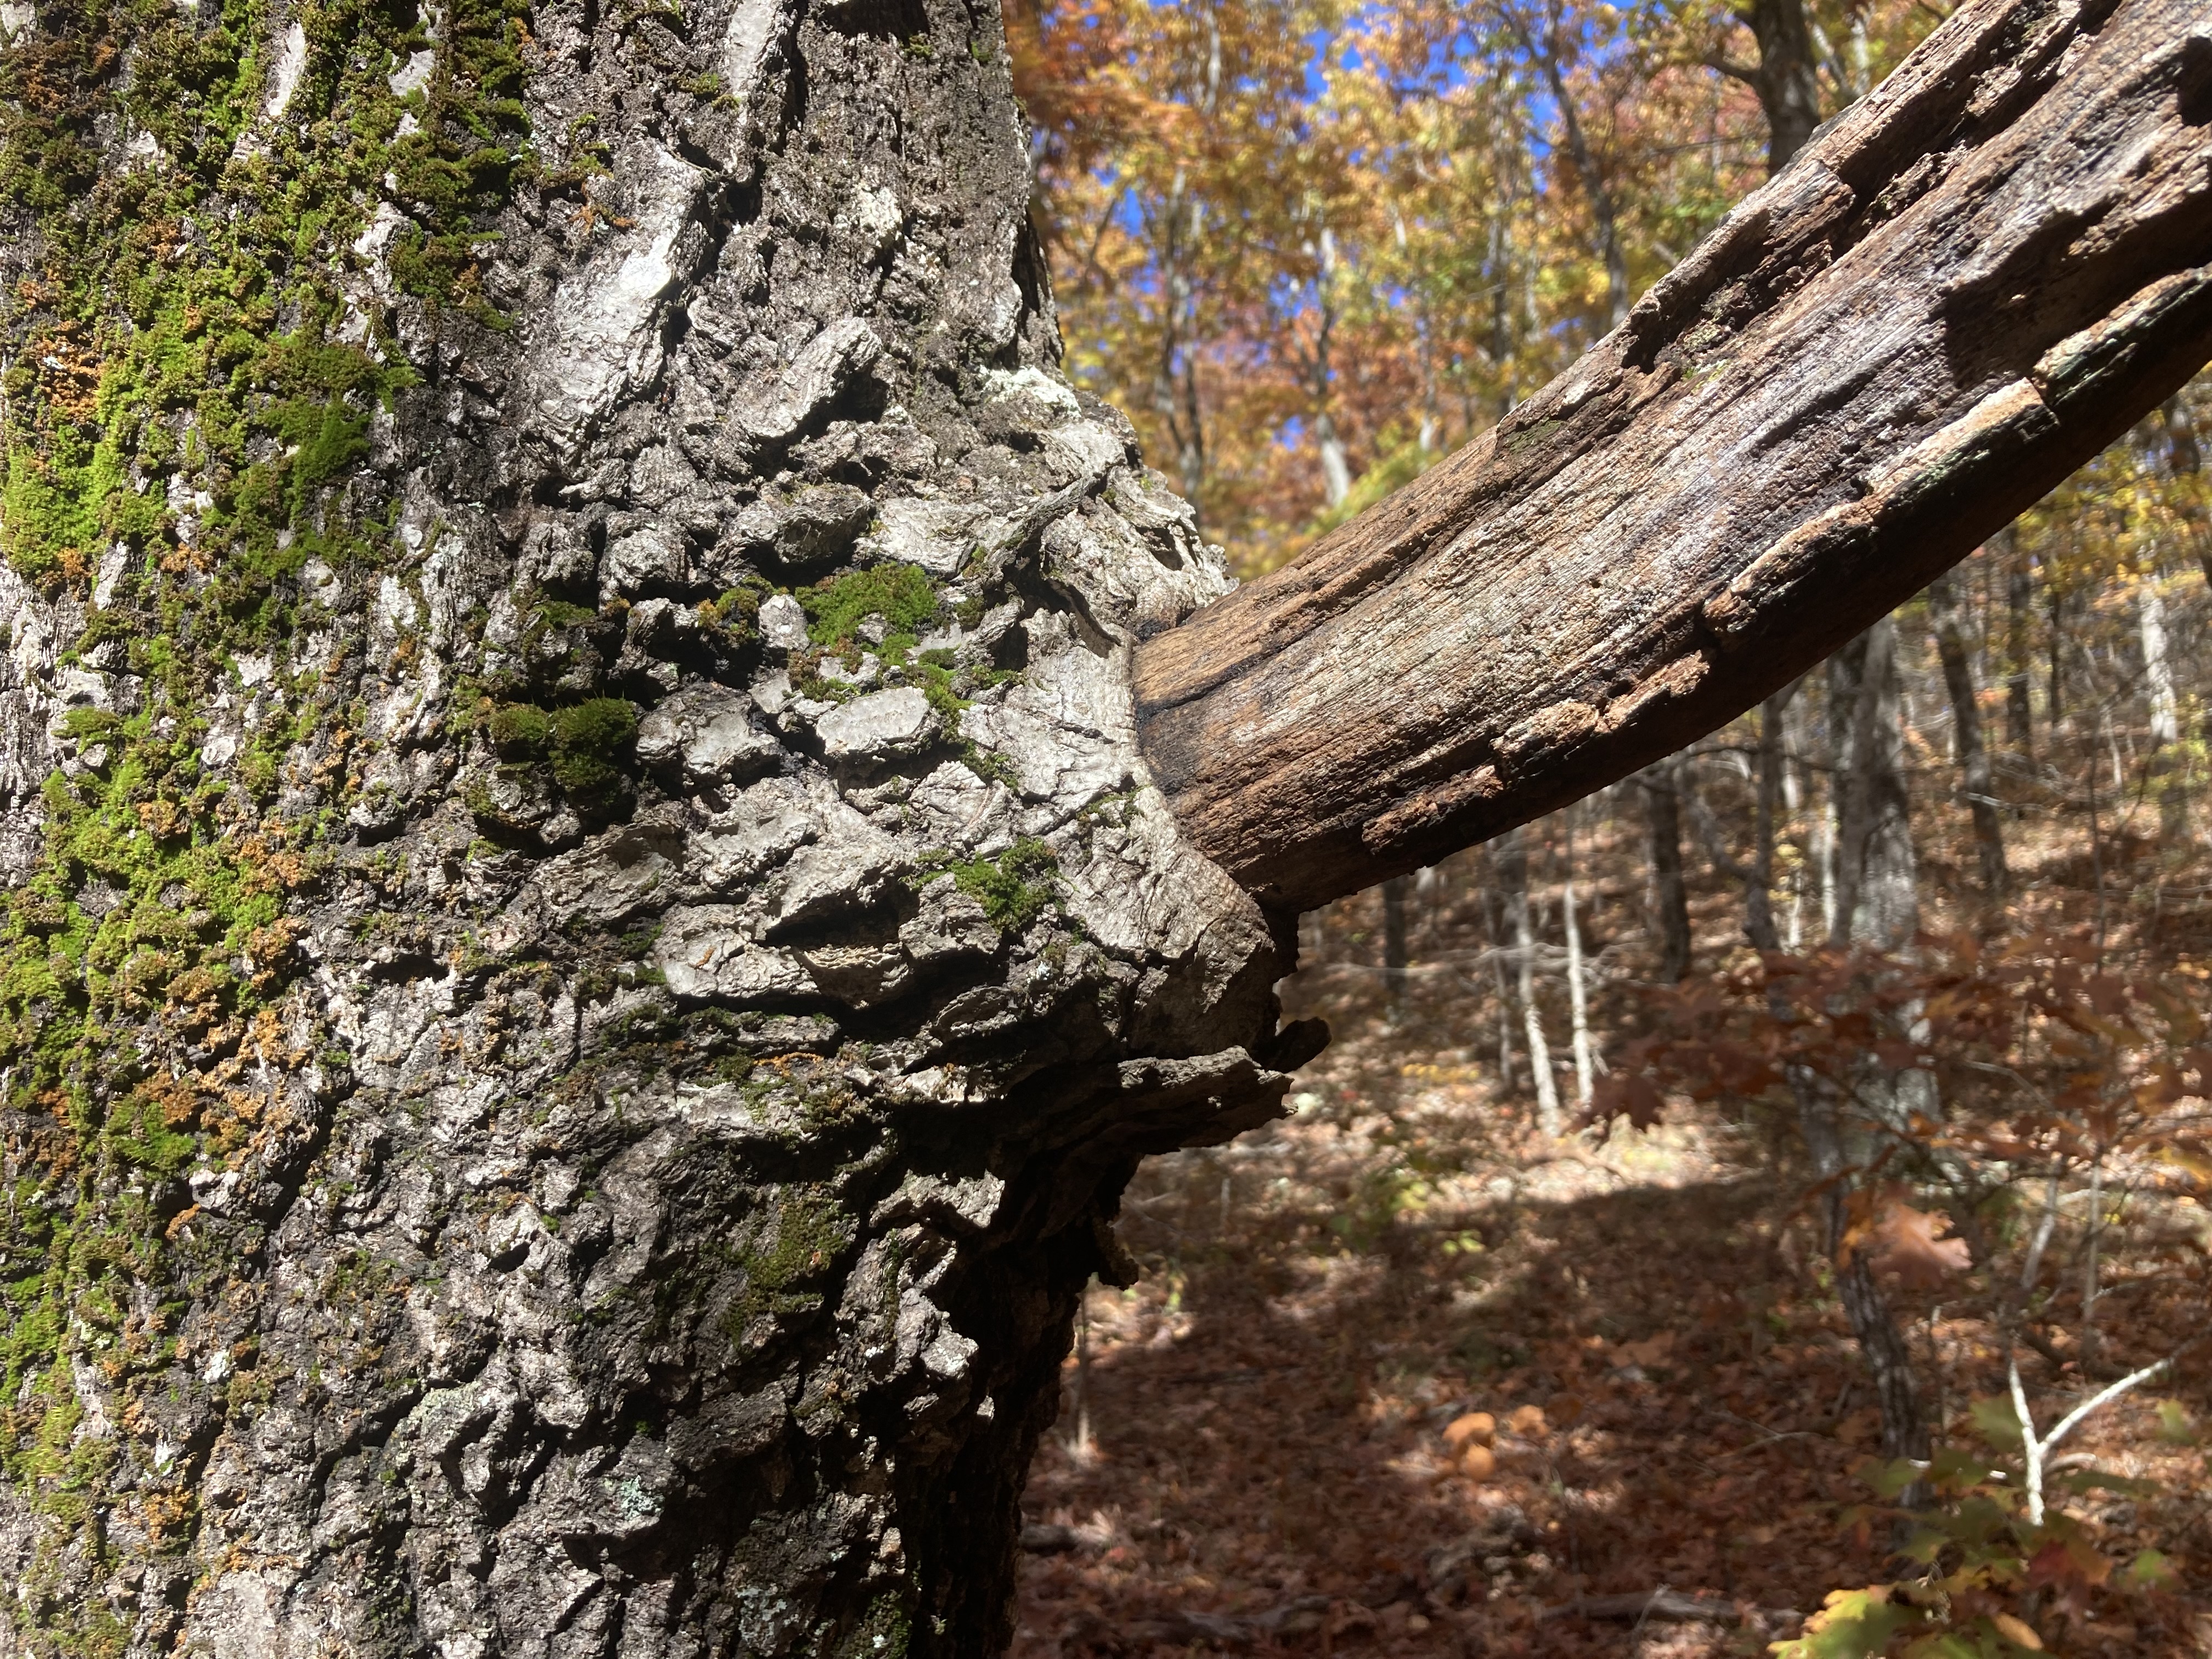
(1497, 828, 1561, 1134)
(1826, 622, 1918, 953)
(1743, 685, 1795, 953)
(0, 2, 1311, 1655)
(1816, 620, 1933, 1463)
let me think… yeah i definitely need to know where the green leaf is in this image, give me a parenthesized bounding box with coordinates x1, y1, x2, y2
(1771, 1589, 1917, 1659)
(1863, 1457, 1929, 1500)
(2054, 1466, 2158, 1498)
(2154, 1399, 2197, 1445)
(2124, 1548, 2178, 1590)
(1969, 1395, 2025, 1451)
(1901, 1634, 1982, 1659)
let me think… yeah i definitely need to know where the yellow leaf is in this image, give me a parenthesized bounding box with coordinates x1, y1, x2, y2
(1990, 1612, 2042, 1650)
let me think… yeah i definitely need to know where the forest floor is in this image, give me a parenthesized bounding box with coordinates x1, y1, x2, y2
(1010, 890, 2212, 1657)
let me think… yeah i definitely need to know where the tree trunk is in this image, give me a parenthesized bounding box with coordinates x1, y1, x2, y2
(1381, 873, 1412, 1017)
(2138, 568, 2188, 839)
(1828, 621, 1919, 952)
(1562, 831, 1596, 1113)
(1798, 1094, 1933, 1464)
(0, 2, 1312, 1654)
(2004, 532, 2036, 755)
(1744, 685, 1796, 953)
(1482, 873, 1520, 1094)
(1516, 0, 1631, 330)
(1135, 0, 2212, 913)
(1643, 760, 1694, 981)
(1928, 571, 2010, 893)
(2049, 567, 2070, 729)
(1819, 620, 1936, 1462)
(1498, 828, 1561, 1135)
(1743, 0, 1826, 176)
(2, 0, 2208, 1652)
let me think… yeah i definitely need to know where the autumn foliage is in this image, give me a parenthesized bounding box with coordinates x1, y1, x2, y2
(1006, 0, 2212, 1651)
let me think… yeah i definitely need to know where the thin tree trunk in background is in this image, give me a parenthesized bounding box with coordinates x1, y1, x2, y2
(1514, 0, 1630, 329)
(1829, 621, 1920, 952)
(1644, 761, 1694, 981)
(1929, 571, 2010, 893)
(1784, 702, 1809, 949)
(1312, 227, 1354, 509)
(1485, 879, 1520, 1094)
(1799, 1096, 1935, 1463)
(1740, 0, 1826, 175)
(1500, 829, 1562, 1135)
(1152, 165, 1213, 524)
(2091, 707, 2111, 952)
(1382, 874, 1413, 1018)
(1564, 830, 1597, 1113)
(2049, 572, 2069, 730)
(2140, 571, 2187, 838)
(1816, 619, 1933, 1462)
(2005, 531, 2036, 755)
(1745, 686, 1796, 952)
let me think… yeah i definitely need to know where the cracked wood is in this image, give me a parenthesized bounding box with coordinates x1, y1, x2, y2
(1133, 0, 2212, 914)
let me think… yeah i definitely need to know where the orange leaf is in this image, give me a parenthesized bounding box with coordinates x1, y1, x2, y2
(1863, 1199, 1971, 1289)
(1443, 1412, 1495, 1452)
(1991, 1611, 2044, 1650)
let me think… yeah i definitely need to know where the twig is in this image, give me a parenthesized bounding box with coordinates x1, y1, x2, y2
(2009, 1346, 2182, 1526)
(1541, 1589, 1792, 1624)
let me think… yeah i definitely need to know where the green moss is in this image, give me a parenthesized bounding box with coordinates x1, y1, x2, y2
(723, 1189, 857, 1344)
(550, 697, 638, 809)
(700, 577, 770, 648)
(488, 702, 553, 760)
(0, 0, 537, 1639)
(55, 708, 125, 747)
(924, 837, 1059, 933)
(800, 564, 942, 652)
(838, 1594, 914, 1659)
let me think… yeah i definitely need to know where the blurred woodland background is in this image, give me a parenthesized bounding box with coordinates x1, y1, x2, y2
(1000, 1, 2212, 1654)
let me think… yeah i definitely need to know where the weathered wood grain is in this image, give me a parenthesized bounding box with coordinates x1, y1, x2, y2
(1135, 0, 2212, 914)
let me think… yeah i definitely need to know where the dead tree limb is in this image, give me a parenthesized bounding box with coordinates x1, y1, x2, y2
(1135, 0, 2212, 912)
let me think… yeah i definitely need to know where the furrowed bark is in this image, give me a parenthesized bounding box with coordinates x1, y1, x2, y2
(0, 0, 1314, 1654)
(1134, 0, 2212, 915)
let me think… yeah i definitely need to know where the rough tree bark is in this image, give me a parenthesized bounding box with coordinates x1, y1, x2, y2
(0, 1, 1308, 1654)
(0, 0, 2207, 1656)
